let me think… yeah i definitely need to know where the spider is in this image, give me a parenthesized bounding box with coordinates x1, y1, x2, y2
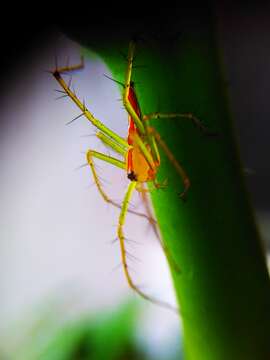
(51, 40, 213, 312)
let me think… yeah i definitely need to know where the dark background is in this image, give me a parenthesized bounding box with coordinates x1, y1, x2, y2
(0, 4, 269, 212)
(216, 3, 270, 212)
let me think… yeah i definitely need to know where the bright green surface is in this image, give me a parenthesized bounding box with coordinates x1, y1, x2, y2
(63, 7, 270, 359)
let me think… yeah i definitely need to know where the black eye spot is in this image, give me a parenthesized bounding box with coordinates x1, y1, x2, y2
(127, 171, 137, 181)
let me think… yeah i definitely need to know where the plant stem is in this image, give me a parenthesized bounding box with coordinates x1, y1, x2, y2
(63, 7, 270, 359)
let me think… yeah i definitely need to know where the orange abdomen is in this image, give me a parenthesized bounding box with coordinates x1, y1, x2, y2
(127, 146, 156, 183)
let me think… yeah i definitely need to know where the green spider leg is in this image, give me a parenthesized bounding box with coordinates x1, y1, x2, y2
(142, 112, 217, 198)
(140, 183, 181, 273)
(52, 62, 128, 150)
(118, 180, 179, 313)
(122, 41, 145, 136)
(86, 132, 157, 222)
(147, 126, 190, 200)
(143, 112, 217, 136)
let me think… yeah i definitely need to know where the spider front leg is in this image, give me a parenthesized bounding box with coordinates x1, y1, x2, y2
(122, 41, 146, 135)
(52, 59, 128, 149)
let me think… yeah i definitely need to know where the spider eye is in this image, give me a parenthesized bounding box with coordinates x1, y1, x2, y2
(127, 171, 137, 181)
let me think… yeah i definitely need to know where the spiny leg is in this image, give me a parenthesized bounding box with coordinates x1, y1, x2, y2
(143, 112, 218, 136)
(136, 183, 159, 236)
(51, 62, 128, 149)
(148, 126, 190, 200)
(53, 56, 85, 74)
(86, 148, 157, 223)
(118, 181, 179, 313)
(140, 184, 181, 273)
(122, 41, 145, 135)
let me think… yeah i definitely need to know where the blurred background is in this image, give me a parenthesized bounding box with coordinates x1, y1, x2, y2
(0, 4, 269, 359)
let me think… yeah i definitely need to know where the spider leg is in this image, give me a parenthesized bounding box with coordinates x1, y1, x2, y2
(86, 147, 157, 223)
(137, 183, 158, 234)
(118, 181, 179, 313)
(143, 112, 218, 136)
(140, 183, 181, 273)
(122, 41, 145, 135)
(148, 126, 191, 200)
(50, 60, 128, 149)
(53, 56, 85, 74)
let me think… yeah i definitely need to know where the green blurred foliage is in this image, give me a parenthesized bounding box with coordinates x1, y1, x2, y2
(37, 303, 142, 360)
(2, 302, 150, 360)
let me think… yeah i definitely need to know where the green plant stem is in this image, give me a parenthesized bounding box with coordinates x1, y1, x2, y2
(63, 7, 270, 359)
